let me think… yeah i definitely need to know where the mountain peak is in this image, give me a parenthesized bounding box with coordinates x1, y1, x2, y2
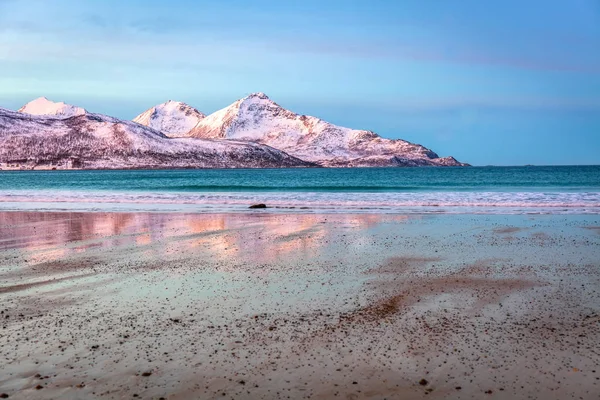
(187, 93, 465, 167)
(157, 100, 200, 111)
(0, 106, 313, 170)
(245, 92, 270, 101)
(18, 97, 87, 118)
(237, 92, 287, 114)
(133, 100, 206, 137)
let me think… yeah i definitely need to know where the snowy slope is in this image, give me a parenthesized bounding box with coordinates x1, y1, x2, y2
(18, 97, 87, 118)
(133, 100, 206, 137)
(0, 107, 314, 169)
(186, 93, 467, 167)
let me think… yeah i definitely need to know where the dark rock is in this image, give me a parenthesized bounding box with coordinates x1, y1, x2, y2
(0, 394, 9, 398)
(249, 204, 267, 209)
(419, 379, 428, 386)
(35, 385, 43, 390)
(141, 371, 152, 377)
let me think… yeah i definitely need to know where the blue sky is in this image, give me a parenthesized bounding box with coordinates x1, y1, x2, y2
(1, 0, 599, 165)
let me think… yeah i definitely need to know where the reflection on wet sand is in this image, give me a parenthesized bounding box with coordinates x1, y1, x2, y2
(0, 212, 407, 271)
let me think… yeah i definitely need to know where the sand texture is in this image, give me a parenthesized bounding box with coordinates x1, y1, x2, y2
(0, 212, 599, 399)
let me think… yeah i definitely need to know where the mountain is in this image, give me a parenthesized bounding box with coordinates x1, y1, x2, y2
(2, 94, 467, 170)
(18, 97, 87, 118)
(185, 93, 466, 167)
(133, 100, 206, 137)
(0, 107, 314, 170)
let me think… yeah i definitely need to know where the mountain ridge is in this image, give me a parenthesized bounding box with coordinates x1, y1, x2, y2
(182, 92, 466, 167)
(1, 95, 467, 169)
(0, 104, 314, 170)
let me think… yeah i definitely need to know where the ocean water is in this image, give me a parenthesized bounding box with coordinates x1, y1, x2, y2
(0, 166, 598, 214)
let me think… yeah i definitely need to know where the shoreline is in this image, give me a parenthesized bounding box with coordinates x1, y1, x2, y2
(1, 166, 599, 215)
(0, 194, 598, 215)
(0, 211, 599, 399)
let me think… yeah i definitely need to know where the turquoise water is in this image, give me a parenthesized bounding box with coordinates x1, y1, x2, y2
(0, 166, 598, 214)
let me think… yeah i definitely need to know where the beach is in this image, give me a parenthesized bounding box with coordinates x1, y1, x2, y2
(1, 0, 597, 397)
(0, 211, 599, 399)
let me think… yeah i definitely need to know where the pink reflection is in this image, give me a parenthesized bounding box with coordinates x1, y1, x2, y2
(0, 212, 410, 269)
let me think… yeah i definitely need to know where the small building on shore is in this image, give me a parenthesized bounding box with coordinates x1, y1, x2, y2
(67, 157, 84, 169)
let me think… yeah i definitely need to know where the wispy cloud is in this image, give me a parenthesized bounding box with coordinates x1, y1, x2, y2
(265, 35, 600, 75)
(2, 0, 599, 74)
(0, 0, 599, 116)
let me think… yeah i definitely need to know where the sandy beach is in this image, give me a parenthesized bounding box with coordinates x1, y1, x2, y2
(0, 211, 599, 399)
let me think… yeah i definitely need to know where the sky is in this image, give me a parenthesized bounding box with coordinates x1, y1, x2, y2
(0, 0, 599, 166)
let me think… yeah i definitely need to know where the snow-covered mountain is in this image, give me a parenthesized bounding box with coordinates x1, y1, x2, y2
(133, 100, 206, 137)
(1, 94, 467, 169)
(18, 97, 87, 118)
(0, 107, 313, 170)
(185, 93, 466, 167)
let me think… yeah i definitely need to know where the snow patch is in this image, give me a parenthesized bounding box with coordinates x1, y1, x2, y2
(18, 97, 87, 118)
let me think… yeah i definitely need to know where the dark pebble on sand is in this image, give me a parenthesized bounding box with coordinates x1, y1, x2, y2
(35, 385, 43, 390)
(249, 204, 267, 209)
(455, 387, 462, 390)
(0, 394, 8, 398)
(419, 379, 428, 386)
(141, 371, 152, 377)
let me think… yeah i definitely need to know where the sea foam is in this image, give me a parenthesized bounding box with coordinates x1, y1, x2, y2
(0, 190, 598, 214)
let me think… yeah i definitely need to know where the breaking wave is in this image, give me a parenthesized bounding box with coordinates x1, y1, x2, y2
(0, 190, 599, 214)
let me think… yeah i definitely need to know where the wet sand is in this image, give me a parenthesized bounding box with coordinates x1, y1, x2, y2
(0, 212, 599, 399)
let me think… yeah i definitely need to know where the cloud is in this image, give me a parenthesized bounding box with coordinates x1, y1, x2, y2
(2, 0, 598, 75)
(1, 0, 598, 117)
(269, 37, 600, 75)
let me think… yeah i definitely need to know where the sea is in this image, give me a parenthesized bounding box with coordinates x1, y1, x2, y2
(0, 166, 598, 214)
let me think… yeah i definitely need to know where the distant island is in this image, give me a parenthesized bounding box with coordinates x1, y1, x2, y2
(0, 94, 467, 170)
